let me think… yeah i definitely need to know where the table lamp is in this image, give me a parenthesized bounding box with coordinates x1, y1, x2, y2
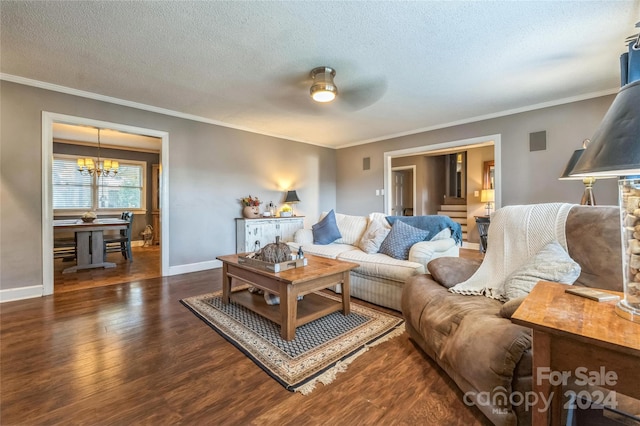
(480, 189, 494, 216)
(284, 190, 300, 216)
(558, 139, 604, 205)
(570, 78, 640, 323)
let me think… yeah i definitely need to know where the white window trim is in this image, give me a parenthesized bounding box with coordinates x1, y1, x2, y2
(53, 153, 147, 215)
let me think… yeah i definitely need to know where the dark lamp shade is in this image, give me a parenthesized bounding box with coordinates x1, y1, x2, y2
(570, 80, 640, 177)
(558, 149, 586, 180)
(284, 190, 300, 203)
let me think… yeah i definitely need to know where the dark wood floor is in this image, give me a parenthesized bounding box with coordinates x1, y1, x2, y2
(2, 248, 489, 425)
(54, 245, 162, 293)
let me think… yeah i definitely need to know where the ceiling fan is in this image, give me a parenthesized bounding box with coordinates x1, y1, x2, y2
(310, 67, 338, 103)
(307, 66, 387, 110)
(271, 65, 387, 113)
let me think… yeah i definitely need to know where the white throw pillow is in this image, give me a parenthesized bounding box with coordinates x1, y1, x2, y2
(430, 228, 452, 241)
(502, 241, 581, 301)
(333, 213, 368, 245)
(357, 219, 390, 254)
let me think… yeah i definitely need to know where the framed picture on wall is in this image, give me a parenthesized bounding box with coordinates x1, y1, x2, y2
(483, 160, 495, 189)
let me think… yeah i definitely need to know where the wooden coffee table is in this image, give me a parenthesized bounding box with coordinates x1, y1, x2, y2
(216, 253, 358, 340)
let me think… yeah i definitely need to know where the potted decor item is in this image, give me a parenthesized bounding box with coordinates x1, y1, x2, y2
(241, 195, 262, 218)
(81, 211, 97, 223)
(257, 236, 292, 263)
(280, 205, 292, 217)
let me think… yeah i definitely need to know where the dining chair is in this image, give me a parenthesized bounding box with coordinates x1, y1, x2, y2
(104, 212, 134, 262)
(54, 236, 76, 260)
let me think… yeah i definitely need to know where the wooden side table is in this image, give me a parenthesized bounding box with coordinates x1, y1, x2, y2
(511, 281, 640, 425)
(474, 215, 490, 253)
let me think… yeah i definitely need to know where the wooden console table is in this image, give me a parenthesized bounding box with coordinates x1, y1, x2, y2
(511, 281, 640, 425)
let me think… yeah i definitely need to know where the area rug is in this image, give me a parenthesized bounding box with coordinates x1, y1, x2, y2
(180, 290, 404, 395)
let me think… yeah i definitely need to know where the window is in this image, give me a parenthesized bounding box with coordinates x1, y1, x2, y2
(53, 154, 146, 214)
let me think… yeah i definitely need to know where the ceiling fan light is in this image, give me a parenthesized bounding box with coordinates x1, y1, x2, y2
(311, 86, 337, 102)
(310, 66, 338, 103)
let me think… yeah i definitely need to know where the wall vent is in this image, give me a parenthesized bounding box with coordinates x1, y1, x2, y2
(363, 157, 370, 170)
(529, 131, 547, 151)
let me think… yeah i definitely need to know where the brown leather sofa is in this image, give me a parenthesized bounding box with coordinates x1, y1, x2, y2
(401, 205, 623, 426)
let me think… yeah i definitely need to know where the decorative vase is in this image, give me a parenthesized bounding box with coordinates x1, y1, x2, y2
(243, 205, 260, 219)
(616, 176, 640, 323)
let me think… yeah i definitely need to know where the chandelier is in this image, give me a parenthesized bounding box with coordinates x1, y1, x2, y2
(77, 128, 119, 177)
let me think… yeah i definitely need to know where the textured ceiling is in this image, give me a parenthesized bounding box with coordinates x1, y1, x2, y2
(1, 1, 639, 148)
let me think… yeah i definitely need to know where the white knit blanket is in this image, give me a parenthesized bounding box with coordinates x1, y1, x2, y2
(449, 203, 575, 301)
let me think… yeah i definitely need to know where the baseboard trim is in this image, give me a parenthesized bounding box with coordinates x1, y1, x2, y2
(0, 285, 43, 303)
(1, 259, 221, 303)
(168, 259, 222, 276)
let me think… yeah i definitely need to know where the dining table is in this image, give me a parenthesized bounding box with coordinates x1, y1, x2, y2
(53, 218, 128, 274)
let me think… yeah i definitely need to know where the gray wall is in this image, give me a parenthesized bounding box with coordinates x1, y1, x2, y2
(1, 81, 336, 292)
(0, 79, 618, 295)
(336, 96, 618, 215)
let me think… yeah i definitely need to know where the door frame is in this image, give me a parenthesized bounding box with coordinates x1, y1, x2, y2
(391, 165, 417, 215)
(383, 134, 501, 215)
(42, 112, 170, 295)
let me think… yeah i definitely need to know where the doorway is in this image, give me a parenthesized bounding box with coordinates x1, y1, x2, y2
(42, 112, 170, 296)
(383, 134, 500, 249)
(391, 166, 416, 216)
(445, 152, 466, 201)
(384, 134, 500, 214)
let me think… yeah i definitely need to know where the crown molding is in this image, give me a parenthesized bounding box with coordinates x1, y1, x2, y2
(2, 73, 618, 151)
(0, 73, 334, 149)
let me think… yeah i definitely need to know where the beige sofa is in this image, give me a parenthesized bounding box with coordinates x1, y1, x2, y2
(288, 212, 460, 311)
(401, 204, 623, 426)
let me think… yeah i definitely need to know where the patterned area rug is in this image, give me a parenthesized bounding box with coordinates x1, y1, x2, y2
(181, 290, 404, 394)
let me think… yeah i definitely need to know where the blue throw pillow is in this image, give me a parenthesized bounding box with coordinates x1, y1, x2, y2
(312, 210, 342, 245)
(379, 220, 429, 260)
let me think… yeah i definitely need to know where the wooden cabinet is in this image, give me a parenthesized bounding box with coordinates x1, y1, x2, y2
(235, 217, 304, 253)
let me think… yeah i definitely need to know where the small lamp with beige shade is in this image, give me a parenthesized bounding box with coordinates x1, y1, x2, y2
(480, 189, 494, 216)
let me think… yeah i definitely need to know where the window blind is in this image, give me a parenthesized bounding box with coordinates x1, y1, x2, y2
(98, 164, 143, 209)
(53, 157, 93, 209)
(53, 155, 145, 211)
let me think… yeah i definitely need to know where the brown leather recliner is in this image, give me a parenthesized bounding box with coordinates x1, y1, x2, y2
(401, 205, 623, 426)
